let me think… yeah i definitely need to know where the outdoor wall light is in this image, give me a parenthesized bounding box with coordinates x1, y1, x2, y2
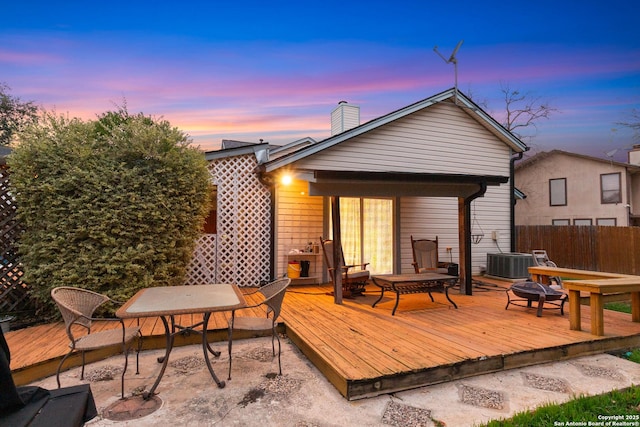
(281, 174, 293, 186)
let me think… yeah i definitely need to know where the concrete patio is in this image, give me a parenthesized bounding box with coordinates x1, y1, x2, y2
(26, 336, 640, 426)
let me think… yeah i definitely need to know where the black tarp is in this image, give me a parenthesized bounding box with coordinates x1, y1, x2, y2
(0, 327, 97, 426)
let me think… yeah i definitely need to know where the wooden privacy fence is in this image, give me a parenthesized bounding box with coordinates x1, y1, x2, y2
(516, 225, 639, 275)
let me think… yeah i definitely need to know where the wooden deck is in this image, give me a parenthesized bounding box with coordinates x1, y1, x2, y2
(6, 278, 640, 400)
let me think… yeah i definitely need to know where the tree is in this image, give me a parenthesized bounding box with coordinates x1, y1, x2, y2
(8, 108, 213, 318)
(0, 83, 39, 146)
(465, 83, 557, 144)
(498, 83, 557, 141)
(617, 109, 640, 142)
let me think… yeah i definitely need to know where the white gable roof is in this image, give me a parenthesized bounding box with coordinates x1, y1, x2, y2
(263, 88, 527, 173)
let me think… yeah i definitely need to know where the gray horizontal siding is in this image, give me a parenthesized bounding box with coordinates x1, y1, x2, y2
(296, 102, 511, 176)
(399, 185, 512, 275)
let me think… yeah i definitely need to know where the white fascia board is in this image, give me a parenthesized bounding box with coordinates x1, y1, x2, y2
(269, 137, 317, 156)
(204, 143, 270, 161)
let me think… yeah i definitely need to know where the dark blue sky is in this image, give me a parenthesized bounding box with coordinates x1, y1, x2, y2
(3, 1, 639, 159)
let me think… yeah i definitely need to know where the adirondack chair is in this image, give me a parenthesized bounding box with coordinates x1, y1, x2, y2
(319, 237, 369, 297)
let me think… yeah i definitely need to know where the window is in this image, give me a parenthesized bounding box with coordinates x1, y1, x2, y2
(596, 218, 617, 226)
(549, 178, 567, 206)
(601, 173, 621, 204)
(552, 219, 570, 226)
(573, 219, 592, 226)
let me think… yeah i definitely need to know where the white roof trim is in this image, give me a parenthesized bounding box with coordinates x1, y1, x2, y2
(268, 137, 317, 158)
(204, 143, 270, 161)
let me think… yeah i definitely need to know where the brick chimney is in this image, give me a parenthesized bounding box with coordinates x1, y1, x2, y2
(331, 101, 360, 136)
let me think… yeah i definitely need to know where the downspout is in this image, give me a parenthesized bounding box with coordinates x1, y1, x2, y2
(510, 149, 527, 252)
(462, 181, 487, 295)
(257, 165, 276, 282)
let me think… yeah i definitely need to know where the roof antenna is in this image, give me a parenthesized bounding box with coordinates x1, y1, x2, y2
(434, 40, 464, 104)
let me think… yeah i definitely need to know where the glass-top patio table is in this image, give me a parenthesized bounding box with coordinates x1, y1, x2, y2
(371, 273, 459, 315)
(116, 284, 246, 399)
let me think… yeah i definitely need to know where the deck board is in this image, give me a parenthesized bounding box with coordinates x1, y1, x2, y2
(6, 279, 640, 400)
(281, 281, 640, 399)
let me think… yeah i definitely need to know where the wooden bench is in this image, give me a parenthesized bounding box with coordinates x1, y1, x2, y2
(528, 266, 640, 336)
(529, 266, 632, 304)
(371, 273, 458, 315)
(528, 266, 629, 282)
(562, 278, 640, 336)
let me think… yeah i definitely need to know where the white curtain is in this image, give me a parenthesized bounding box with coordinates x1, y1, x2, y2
(363, 199, 393, 274)
(331, 197, 392, 275)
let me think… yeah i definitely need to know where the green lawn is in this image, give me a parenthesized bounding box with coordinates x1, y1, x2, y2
(605, 300, 632, 314)
(474, 300, 640, 426)
(481, 386, 640, 427)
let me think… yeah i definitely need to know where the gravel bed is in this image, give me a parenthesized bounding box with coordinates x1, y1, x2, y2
(522, 372, 571, 393)
(573, 362, 624, 381)
(458, 384, 505, 410)
(169, 355, 205, 373)
(84, 365, 121, 382)
(260, 373, 302, 397)
(381, 400, 434, 427)
(243, 347, 275, 362)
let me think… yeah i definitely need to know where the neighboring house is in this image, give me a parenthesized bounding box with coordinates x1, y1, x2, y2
(514, 149, 640, 226)
(187, 88, 527, 294)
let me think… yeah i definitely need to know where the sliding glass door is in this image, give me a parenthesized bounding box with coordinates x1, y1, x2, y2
(331, 197, 393, 275)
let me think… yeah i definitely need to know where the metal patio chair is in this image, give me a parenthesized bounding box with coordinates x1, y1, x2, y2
(227, 277, 291, 380)
(51, 287, 141, 399)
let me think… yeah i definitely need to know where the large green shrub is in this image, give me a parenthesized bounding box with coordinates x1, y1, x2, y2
(8, 109, 212, 318)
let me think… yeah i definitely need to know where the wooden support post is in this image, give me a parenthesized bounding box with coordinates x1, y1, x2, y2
(459, 183, 486, 296)
(458, 197, 471, 295)
(331, 196, 343, 304)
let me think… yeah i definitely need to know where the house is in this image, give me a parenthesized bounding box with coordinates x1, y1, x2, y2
(187, 88, 528, 295)
(514, 149, 640, 226)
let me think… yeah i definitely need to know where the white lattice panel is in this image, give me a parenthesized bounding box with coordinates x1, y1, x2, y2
(209, 155, 271, 286)
(184, 234, 218, 285)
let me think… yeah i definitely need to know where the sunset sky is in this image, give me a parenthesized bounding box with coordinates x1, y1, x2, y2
(2, 1, 639, 160)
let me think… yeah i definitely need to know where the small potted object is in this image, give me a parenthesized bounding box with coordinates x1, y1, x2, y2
(0, 315, 15, 333)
